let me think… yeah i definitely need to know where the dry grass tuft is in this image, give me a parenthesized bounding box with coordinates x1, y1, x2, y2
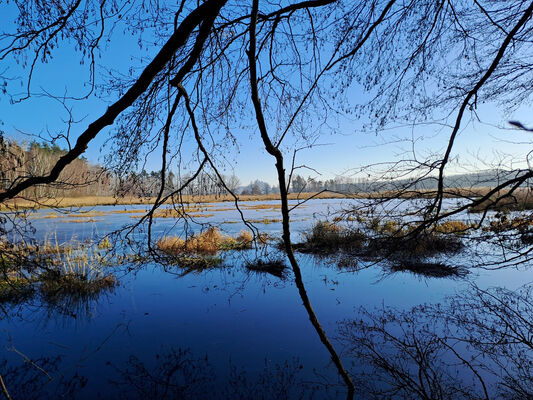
(156, 227, 257, 255)
(294, 220, 465, 273)
(131, 208, 214, 219)
(248, 218, 282, 224)
(98, 238, 112, 249)
(61, 218, 104, 223)
(294, 221, 366, 254)
(242, 204, 282, 210)
(434, 220, 473, 234)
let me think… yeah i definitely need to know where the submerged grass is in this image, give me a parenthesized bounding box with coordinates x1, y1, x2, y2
(386, 261, 468, 278)
(60, 218, 104, 223)
(167, 255, 224, 275)
(246, 259, 287, 278)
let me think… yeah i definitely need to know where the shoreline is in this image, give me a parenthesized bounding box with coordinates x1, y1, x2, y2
(0, 187, 509, 211)
(0, 192, 350, 210)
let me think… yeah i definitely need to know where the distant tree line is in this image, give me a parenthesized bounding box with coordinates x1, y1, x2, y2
(287, 171, 530, 194)
(118, 170, 241, 198)
(0, 139, 111, 198)
(2, 137, 525, 200)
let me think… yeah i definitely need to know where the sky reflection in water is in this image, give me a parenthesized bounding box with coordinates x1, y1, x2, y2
(0, 199, 530, 399)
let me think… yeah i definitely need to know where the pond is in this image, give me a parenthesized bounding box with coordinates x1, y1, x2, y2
(0, 198, 531, 399)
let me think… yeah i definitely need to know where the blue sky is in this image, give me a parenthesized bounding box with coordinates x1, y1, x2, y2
(2, 2, 531, 186)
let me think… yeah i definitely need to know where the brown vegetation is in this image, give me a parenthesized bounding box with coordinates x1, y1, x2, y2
(293, 221, 366, 254)
(469, 188, 533, 212)
(0, 238, 119, 306)
(2, 187, 511, 212)
(247, 218, 282, 224)
(156, 227, 256, 256)
(294, 220, 465, 271)
(1, 193, 344, 210)
(39, 271, 117, 298)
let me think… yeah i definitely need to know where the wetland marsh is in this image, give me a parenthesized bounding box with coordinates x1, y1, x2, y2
(0, 198, 531, 399)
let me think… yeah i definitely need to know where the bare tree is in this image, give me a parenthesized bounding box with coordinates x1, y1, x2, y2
(2, 0, 533, 396)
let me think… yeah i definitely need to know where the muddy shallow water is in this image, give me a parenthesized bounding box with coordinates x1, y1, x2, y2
(1, 199, 531, 399)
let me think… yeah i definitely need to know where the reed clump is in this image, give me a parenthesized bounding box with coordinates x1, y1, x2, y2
(366, 233, 463, 259)
(247, 218, 282, 224)
(132, 208, 214, 219)
(39, 270, 117, 298)
(0, 237, 119, 306)
(98, 238, 112, 249)
(294, 221, 366, 254)
(434, 220, 473, 234)
(156, 227, 256, 256)
(294, 220, 465, 274)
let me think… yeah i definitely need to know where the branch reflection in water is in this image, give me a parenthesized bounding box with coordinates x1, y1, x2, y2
(338, 284, 533, 399)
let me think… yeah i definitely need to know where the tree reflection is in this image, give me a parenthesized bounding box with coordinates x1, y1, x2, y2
(0, 355, 86, 400)
(338, 285, 533, 399)
(110, 349, 338, 400)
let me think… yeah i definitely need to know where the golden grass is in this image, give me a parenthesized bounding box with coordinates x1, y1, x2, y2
(434, 220, 473, 234)
(333, 215, 358, 222)
(3, 186, 519, 212)
(156, 227, 257, 255)
(130, 209, 214, 219)
(28, 212, 60, 219)
(247, 218, 282, 224)
(483, 215, 533, 233)
(242, 204, 282, 210)
(0, 192, 348, 210)
(98, 238, 112, 249)
(60, 218, 104, 223)
(469, 188, 533, 212)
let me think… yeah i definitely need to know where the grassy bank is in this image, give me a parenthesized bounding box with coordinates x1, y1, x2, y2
(0, 193, 348, 210)
(1, 187, 504, 210)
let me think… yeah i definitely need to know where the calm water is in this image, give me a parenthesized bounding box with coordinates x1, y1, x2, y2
(1, 199, 531, 399)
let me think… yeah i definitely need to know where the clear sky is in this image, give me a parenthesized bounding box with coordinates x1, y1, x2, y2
(2, 2, 531, 186)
